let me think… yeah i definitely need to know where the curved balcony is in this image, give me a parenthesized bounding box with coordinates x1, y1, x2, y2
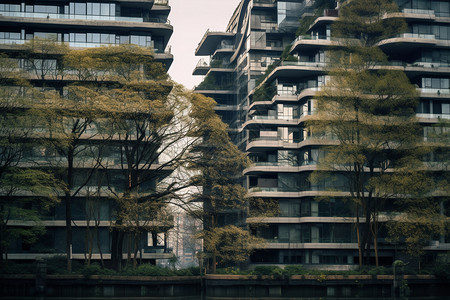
(261, 243, 358, 250)
(243, 111, 315, 130)
(249, 87, 320, 111)
(290, 35, 337, 53)
(243, 160, 318, 175)
(264, 62, 326, 84)
(246, 188, 350, 199)
(247, 216, 355, 224)
(377, 33, 440, 53)
(246, 135, 338, 151)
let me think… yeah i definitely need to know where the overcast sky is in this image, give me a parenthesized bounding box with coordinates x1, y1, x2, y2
(168, 0, 242, 89)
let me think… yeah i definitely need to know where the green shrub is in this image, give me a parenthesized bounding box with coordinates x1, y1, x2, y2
(284, 265, 306, 275)
(252, 265, 281, 276)
(45, 256, 70, 274)
(81, 263, 116, 277)
(0, 261, 36, 274)
(122, 264, 175, 276)
(433, 264, 450, 279)
(367, 266, 390, 276)
(175, 267, 200, 276)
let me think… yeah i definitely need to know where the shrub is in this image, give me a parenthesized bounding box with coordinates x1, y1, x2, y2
(175, 267, 200, 276)
(284, 265, 306, 275)
(80, 263, 116, 277)
(433, 264, 450, 279)
(0, 261, 36, 274)
(45, 256, 70, 274)
(122, 264, 175, 276)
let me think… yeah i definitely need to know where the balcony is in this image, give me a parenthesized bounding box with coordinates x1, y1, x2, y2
(192, 58, 210, 75)
(401, 8, 435, 20)
(290, 35, 336, 52)
(0, 11, 145, 22)
(419, 88, 450, 97)
(154, 0, 169, 5)
(377, 33, 439, 53)
(416, 113, 450, 120)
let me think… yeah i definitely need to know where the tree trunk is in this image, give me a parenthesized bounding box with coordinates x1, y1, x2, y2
(133, 231, 140, 268)
(0, 221, 6, 266)
(212, 250, 217, 274)
(65, 146, 74, 272)
(356, 205, 362, 268)
(111, 226, 124, 271)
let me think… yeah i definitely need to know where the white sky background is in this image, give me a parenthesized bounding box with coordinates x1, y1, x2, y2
(168, 0, 242, 90)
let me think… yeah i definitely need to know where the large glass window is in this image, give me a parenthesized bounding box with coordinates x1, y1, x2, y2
(0, 4, 20, 12)
(74, 2, 86, 15)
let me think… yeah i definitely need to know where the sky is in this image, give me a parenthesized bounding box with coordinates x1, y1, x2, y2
(168, 0, 242, 90)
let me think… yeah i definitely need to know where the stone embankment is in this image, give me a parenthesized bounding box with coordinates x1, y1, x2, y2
(0, 274, 449, 299)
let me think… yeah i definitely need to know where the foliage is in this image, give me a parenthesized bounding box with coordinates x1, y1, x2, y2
(188, 92, 263, 272)
(202, 225, 263, 265)
(255, 62, 278, 87)
(0, 50, 61, 266)
(307, 0, 436, 267)
(253, 82, 276, 103)
(196, 73, 233, 91)
(81, 263, 117, 277)
(295, 0, 335, 37)
(333, 0, 406, 47)
(281, 45, 297, 62)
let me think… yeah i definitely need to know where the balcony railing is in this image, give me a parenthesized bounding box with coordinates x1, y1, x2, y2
(419, 88, 450, 95)
(250, 111, 314, 120)
(0, 11, 144, 22)
(154, 0, 169, 5)
(281, 61, 327, 67)
(399, 33, 436, 40)
(292, 35, 329, 43)
(402, 8, 435, 16)
(417, 113, 450, 119)
(249, 160, 317, 167)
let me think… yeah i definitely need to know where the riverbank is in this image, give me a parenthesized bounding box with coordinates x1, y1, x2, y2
(1, 274, 449, 299)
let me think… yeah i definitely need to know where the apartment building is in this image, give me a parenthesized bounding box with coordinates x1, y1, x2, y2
(0, 0, 174, 263)
(194, 0, 449, 268)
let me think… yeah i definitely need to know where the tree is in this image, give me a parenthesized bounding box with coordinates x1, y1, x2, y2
(63, 46, 197, 271)
(0, 52, 60, 266)
(386, 119, 449, 269)
(15, 41, 201, 272)
(187, 92, 264, 273)
(101, 54, 193, 271)
(308, 0, 431, 267)
(33, 59, 109, 272)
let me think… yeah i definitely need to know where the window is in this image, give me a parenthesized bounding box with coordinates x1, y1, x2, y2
(74, 2, 86, 15)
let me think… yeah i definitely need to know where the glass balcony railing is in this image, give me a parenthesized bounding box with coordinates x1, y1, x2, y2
(399, 33, 436, 39)
(0, 11, 144, 22)
(402, 8, 435, 16)
(281, 61, 326, 67)
(0, 38, 24, 45)
(154, 0, 169, 5)
(419, 88, 450, 95)
(416, 113, 450, 119)
(195, 58, 209, 68)
(248, 187, 299, 193)
(292, 35, 329, 44)
(249, 160, 317, 167)
(250, 111, 314, 121)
